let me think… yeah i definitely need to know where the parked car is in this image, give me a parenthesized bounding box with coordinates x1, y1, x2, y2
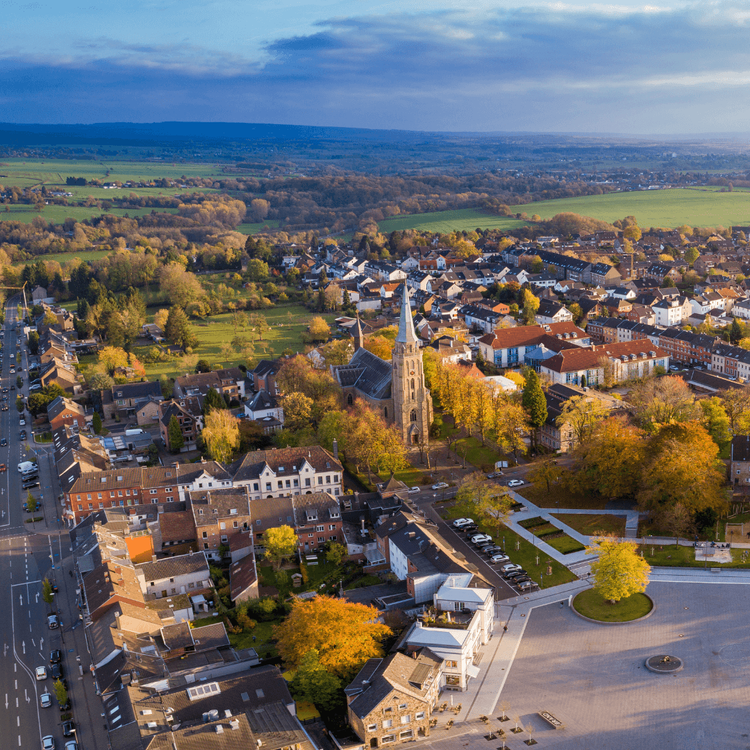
(507, 479, 525, 487)
(47, 614, 59, 630)
(461, 524, 479, 534)
(500, 563, 523, 575)
(50, 663, 63, 680)
(19, 430, 27, 441)
(432, 482, 449, 490)
(40, 692, 52, 708)
(505, 569, 529, 580)
(64, 742, 78, 750)
(35, 665, 47, 681)
(470, 534, 493, 546)
(517, 580, 539, 593)
(0, 438, 6, 447)
(19, 417, 25, 425)
(490, 554, 511, 564)
(22, 478, 39, 489)
(0, 464, 6, 472)
(452, 518, 474, 529)
(62, 722, 75, 737)
(482, 545, 504, 556)
(50, 649, 61, 664)
(407, 486, 420, 494)
(42, 736, 55, 750)
(487, 471, 503, 479)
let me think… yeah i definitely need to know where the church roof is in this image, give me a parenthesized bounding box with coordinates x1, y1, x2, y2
(395, 284, 418, 344)
(333, 348, 392, 400)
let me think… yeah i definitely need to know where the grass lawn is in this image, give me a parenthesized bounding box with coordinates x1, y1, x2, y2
(638, 543, 750, 568)
(377, 209, 527, 234)
(573, 589, 652, 622)
(551, 513, 627, 537)
(544, 535, 586, 555)
(228, 619, 281, 659)
(438, 502, 577, 587)
(453, 436, 504, 471)
(519, 481, 609, 510)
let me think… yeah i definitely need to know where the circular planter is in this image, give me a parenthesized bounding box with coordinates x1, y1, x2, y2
(571, 590, 655, 625)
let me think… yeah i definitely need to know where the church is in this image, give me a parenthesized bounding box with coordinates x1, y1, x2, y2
(332, 285, 433, 445)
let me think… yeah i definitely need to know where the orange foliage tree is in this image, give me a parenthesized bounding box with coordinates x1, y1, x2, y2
(273, 596, 391, 679)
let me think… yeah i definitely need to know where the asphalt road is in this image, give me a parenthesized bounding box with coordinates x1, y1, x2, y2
(0, 299, 104, 750)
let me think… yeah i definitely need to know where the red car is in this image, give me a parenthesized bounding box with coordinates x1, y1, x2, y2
(0, 464, 7, 472)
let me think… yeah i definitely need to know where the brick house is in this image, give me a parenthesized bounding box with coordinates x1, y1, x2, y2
(174, 367, 246, 402)
(158, 398, 203, 452)
(187, 487, 252, 561)
(730, 435, 750, 491)
(291, 492, 344, 554)
(101, 381, 163, 421)
(346, 650, 443, 748)
(67, 468, 144, 523)
(47, 396, 88, 432)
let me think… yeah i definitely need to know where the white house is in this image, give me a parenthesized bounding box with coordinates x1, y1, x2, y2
(652, 296, 691, 328)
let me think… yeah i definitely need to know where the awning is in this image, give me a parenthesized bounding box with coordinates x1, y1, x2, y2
(466, 664, 480, 679)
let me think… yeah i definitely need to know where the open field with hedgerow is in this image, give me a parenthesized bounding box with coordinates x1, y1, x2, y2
(375, 187, 750, 234)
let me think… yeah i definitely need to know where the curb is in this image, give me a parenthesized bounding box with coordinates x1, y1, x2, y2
(570, 592, 655, 625)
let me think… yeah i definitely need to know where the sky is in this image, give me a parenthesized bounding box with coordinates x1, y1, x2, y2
(2, 0, 750, 134)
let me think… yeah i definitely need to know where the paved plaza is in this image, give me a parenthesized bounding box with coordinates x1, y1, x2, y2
(415, 580, 750, 750)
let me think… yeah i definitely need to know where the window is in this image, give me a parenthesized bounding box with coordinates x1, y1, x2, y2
(293, 479, 299, 487)
(202, 531, 208, 538)
(445, 676, 460, 686)
(204, 543, 209, 550)
(152, 498, 158, 504)
(87, 494, 92, 501)
(150, 489, 157, 495)
(305, 478, 311, 487)
(329, 535, 337, 541)
(381, 735, 395, 744)
(278, 481, 283, 489)
(382, 720, 393, 729)
(253, 483, 259, 491)
(398, 704, 407, 710)
(316, 525, 324, 532)
(383, 707, 392, 714)
(99, 502, 104, 509)
(446, 660, 457, 668)
(415, 712, 425, 721)
(308, 533, 314, 538)
(367, 724, 377, 732)
(266, 483, 272, 491)
(233, 521, 238, 528)
(97, 493, 102, 500)
(220, 522, 226, 530)
(166, 497, 173, 503)
(399, 730, 413, 740)
(329, 524, 336, 531)
(88, 503, 93, 509)
(220, 535, 228, 543)
(334, 474, 339, 483)
(401, 715, 411, 725)
(318, 476, 323, 485)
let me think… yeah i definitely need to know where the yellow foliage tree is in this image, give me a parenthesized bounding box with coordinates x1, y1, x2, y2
(263, 525, 298, 570)
(202, 409, 240, 463)
(587, 536, 650, 604)
(273, 596, 391, 679)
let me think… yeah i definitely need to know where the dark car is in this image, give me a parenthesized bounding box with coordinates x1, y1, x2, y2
(50, 663, 63, 680)
(0, 438, 6, 447)
(9, 385, 14, 391)
(504, 570, 529, 580)
(483, 546, 504, 556)
(50, 650, 61, 664)
(62, 721, 75, 737)
(22, 479, 39, 490)
(19, 430, 26, 440)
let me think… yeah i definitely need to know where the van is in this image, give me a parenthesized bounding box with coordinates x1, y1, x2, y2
(18, 461, 36, 474)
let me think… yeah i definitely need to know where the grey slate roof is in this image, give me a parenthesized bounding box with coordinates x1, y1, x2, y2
(333, 347, 392, 399)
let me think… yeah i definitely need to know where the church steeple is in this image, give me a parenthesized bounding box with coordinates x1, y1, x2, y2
(396, 284, 418, 344)
(352, 313, 364, 352)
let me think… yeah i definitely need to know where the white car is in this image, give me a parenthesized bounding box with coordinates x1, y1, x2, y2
(407, 486, 420, 494)
(35, 666, 47, 681)
(452, 518, 474, 529)
(470, 533, 493, 545)
(507, 479, 525, 487)
(432, 482, 449, 490)
(500, 563, 523, 574)
(19, 418, 25, 426)
(42, 737, 55, 750)
(40, 692, 52, 708)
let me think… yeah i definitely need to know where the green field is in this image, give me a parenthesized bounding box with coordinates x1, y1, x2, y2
(374, 188, 750, 234)
(377, 209, 526, 234)
(0, 204, 180, 225)
(573, 589, 652, 622)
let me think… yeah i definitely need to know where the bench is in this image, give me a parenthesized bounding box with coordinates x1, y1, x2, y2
(538, 711, 564, 730)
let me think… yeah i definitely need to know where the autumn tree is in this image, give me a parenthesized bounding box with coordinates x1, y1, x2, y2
(521, 288, 540, 326)
(527, 460, 564, 495)
(363, 335, 393, 360)
(573, 416, 646, 499)
(587, 536, 651, 604)
(289, 648, 342, 713)
(98, 346, 129, 376)
(557, 394, 609, 446)
(307, 316, 331, 343)
(158, 262, 204, 308)
(202, 409, 240, 463)
(54, 679, 68, 708)
(264, 525, 298, 570)
(700, 396, 731, 448)
(628, 376, 698, 432)
(720, 388, 750, 434)
(154, 308, 170, 331)
(638, 422, 728, 516)
(282, 392, 314, 432)
(455, 472, 511, 538)
(274, 596, 391, 679)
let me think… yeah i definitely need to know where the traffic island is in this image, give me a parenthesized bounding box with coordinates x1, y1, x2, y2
(572, 589, 654, 624)
(645, 655, 684, 674)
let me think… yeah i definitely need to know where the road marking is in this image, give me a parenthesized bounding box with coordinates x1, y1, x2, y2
(15, 715, 18, 726)
(4, 694, 6, 708)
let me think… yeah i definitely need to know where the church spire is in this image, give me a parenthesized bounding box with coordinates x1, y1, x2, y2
(352, 313, 364, 351)
(395, 284, 418, 344)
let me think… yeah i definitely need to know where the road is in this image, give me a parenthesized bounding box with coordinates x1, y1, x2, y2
(0, 298, 104, 750)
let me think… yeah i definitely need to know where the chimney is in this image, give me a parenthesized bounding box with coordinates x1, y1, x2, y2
(360, 517, 366, 532)
(332, 438, 338, 460)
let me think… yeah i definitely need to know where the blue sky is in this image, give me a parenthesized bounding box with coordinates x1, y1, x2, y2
(2, 0, 749, 133)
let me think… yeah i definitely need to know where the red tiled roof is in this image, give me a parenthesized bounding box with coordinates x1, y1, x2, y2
(478, 322, 587, 350)
(543, 340, 667, 373)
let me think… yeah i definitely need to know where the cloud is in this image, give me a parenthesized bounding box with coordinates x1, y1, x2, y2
(3, 1, 750, 132)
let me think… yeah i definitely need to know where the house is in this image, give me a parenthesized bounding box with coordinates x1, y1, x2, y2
(461, 304, 503, 334)
(31, 285, 50, 303)
(540, 340, 669, 387)
(250, 359, 281, 395)
(652, 296, 691, 327)
(243, 390, 283, 433)
(187, 487, 252, 561)
(291, 492, 344, 554)
(47, 396, 88, 432)
(174, 367, 246, 403)
(403, 577, 494, 691)
(730, 435, 750, 491)
(40, 359, 80, 394)
(477, 322, 590, 369)
(134, 552, 212, 602)
(535, 299, 573, 325)
(159, 398, 203, 452)
(346, 650, 443, 748)
(229, 555, 259, 602)
(101, 381, 163, 422)
(590, 262, 622, 286)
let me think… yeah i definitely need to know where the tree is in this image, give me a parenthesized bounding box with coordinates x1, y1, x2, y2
(557, 394, 608, 446)
(92, 411, 102, 434)
(527, 460, 564, 495)
(202, 409, 240, 463)
(274, 596, 391, 679)
(289, 648, 343, 713)
(568, 302, 583, 325)
(246, 258, 269, 283)
(307, 316, 331, 343)
(521, 288, 540, 326)
(638, 422, 728, 516)
(168, 415, 184, 453)
(494, 399, 528, 461)
(522, 369, 547, 449)
(195, 359, 211, 373)
(362, 335, 393, 360)
(455, 473, 511, 538)
(53, 679, 68, 708)
(263, 525, 298, 570)
(202, 387, 227, 415)
(721, 388, 750, 434)
(158, 263, 203, 308)
(587, 536, 650, 604)
(573, 416, 646, 500)
(154, 308, 170, 331)
(98, 346, 129, 376)
(730, 318, 745, 345)
(27, 330, 39, 355)
(700, 396, 731, 448)
(15, 396, 24, 413)
(165, 305, 197, 350)
(628, 376, 698, 432)
(684, 246, 700, 266)
(26, 492, 38, 514)
(42, 578, 54, 608)
(325, 542, 347, 567)
(281, 392, 314, 432)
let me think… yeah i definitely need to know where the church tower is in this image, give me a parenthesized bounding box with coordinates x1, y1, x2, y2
(392, 285, 433, 445)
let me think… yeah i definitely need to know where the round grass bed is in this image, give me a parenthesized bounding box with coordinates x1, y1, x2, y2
(572, 589, 653, 623)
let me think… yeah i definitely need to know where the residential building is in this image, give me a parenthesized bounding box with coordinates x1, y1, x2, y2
(243, 390, 283, 433)
(535, 299, 573, 325)
(101, 381, 163, 421)
(47, 396, 88, 431)
(730, 435, 750, 490)
(187, 487, 252, 561)
(158, 398, 203, 452)
(174, 367, 246, 402)
(291, 492, 344, 553)
(134, 552, 212, 601)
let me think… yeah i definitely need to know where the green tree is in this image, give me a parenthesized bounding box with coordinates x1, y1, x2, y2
(700, 396, 731, 448)
(15, 397, 24, 413)
(264, 525, 298, 570)
(54, 679, 68, 708)
(281, 392, 314, 432)
(42, 577, 54, 609)
(521, 289, 540, 326)
(527, 460, 564, 495)
(684, 246, 700, 266)
(455, 472, 511, 538)
(730, 318, 745, 345)
(290, 648, 343, 713)
(165, 305, 198, 350)
(92, 411, 102, 434)
(25, 492, 38, 514)
(202, 409, 240, 462)
(325, 542, 347, 567)
(522, 369, 547, 449)
(202, 387, 227, 415)
(167, 415, 184, 453)
(587, 536, 650, 604)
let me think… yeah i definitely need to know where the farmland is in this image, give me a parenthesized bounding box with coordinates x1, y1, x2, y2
(377, 209, 526, 234)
